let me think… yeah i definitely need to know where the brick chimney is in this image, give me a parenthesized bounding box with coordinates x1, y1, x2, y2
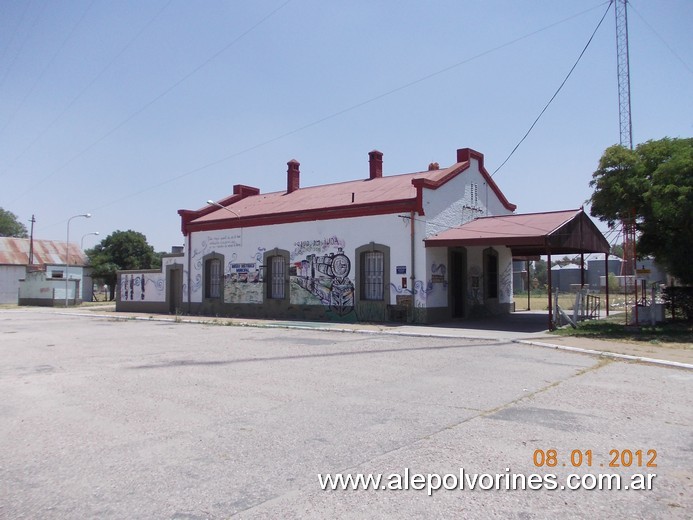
(368, 150, 383, 180)
(287, 159, 300, 193)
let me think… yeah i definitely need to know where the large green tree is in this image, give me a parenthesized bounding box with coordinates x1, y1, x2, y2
(87, 230, 161, 300)
(589, 137, 693, 284)
(0, 207, 28, 237)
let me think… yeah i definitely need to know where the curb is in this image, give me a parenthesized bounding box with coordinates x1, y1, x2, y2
(515, 339, 693, 371)
(58, 311, 503, 342)
(54, 310, 692, 370)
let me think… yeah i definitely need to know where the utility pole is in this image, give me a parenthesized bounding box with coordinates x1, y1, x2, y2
(28, 214, 36, 265)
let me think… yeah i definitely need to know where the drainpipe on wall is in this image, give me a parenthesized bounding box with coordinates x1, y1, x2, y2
(605, 253, 610, 316)
(410, 210, 416, 323)
(547, 249, 553, 331)
(187, 233, 192, 314)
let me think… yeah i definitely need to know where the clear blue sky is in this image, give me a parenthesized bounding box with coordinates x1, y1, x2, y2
(1, 0, 691, 252)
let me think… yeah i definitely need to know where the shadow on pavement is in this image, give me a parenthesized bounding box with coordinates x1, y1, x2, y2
(428, 311, 551, 334)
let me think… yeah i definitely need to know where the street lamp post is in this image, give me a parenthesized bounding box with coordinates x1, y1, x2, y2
(66, 213, 91, 307)
(207, 199, 242, 242)
(199, 200, 242, 309)
(81, 231, 99, 250)
(206, 200, 240, 218)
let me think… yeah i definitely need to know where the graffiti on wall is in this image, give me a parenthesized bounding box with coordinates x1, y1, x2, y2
(207, 233, 241, 249)
(188, 234, 357, 314)
(291, 236, 345, 258)
(120, 273, 165, 302)
(190, 235, 241, 296)
(225, 260, 263, 304)
(468, 265, 483, 305)
(431, 263, 447, 285)
(291, 246, 354, 316)
(389, 263, 447, 308)
(499, 262, 512, 302)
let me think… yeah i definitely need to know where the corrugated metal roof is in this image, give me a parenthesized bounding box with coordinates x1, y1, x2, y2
(195, 168, 452, 224)
(0, 237, 88, 266)
(424, 209, 610, 255)
(189, 150, 515, 227)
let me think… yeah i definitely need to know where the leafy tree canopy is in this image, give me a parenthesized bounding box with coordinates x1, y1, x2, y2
(0, 207, 28, 238)
(532, 259, 547, 287)
(86, 230, 161, 300)
(589, 137, 693, 284)
(610, 244, 624, 259)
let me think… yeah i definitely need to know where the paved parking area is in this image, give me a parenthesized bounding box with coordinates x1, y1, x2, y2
(1, 308, 691, 519)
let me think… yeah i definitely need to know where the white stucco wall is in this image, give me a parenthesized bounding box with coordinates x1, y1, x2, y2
(423, 245, 514, 310)
(422, 156, 514, 239)
(466, 245, 514, 306)
(422, 247, 449, 308)
(0, 265, 25, 304)
(18, 271, 79, 301)
(418, 156, 515, 311)
(119, 271, 167, 303)
(185, 213, 422, 309)
(118, 255, 185, 303)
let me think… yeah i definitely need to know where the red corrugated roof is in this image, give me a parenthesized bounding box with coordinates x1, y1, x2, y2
(0, 237, 88, 266)
(424, 209, 610, 255)
(197, 169, 442, 223)
(181, 148, 517, 234)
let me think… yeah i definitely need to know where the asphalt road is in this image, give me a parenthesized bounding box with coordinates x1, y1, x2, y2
(1, 309, 691, 519)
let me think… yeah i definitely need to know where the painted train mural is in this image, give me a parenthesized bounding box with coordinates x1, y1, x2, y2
(293, 248, 354, 316)
(220, 238, 356, 317)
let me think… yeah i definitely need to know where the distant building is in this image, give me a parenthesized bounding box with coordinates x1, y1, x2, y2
(0, 237, 91, 305)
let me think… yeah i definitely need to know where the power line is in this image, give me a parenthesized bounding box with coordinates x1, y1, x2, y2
(0, 0, 43, 92)
(0, 0, 33, 84)
(80, 2, 612, 217)
(629, 1, 693, 75)
(0, 0, 175, 178)
(0, 0, 96, 138)
(491, 1, 614, 177)
(8, 0, 293, 207)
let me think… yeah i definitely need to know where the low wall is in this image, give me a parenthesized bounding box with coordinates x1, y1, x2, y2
(18, 277, 81, 306)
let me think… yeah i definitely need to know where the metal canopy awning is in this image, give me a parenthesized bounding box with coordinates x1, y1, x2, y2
(424, 208, 609, 256)
(424, 209, 611, 330)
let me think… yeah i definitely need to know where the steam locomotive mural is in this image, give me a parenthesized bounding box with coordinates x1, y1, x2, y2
(292, 247, 354, 316)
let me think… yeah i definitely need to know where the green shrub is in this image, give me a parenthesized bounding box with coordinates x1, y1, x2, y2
(662, 286, 693, 321)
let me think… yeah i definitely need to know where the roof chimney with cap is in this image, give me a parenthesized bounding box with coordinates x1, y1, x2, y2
(368, 150, 383, 180)
(286, 159, 300, 193)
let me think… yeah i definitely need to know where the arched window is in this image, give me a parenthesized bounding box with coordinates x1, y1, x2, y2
(361, 250, 384, 300)
(204, 253, 224, 299)
(355, 243, 390, 303)
(268, 255, 286, 299)
(264, 248, 290, 301)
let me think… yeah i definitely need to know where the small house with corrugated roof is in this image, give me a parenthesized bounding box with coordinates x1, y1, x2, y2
(0, 237, 91, 305)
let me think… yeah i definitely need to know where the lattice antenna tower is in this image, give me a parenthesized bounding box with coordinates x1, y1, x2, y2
(615, 1, 637, 307)
(615, 0, 633, 150)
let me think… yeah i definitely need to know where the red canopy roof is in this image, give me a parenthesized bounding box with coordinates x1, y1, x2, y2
(424, 209, 609, 256)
